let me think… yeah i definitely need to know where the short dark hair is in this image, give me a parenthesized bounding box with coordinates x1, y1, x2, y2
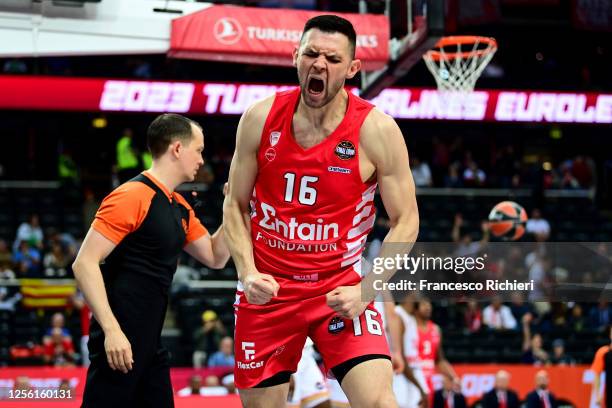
(302, 15, 357, 58)
(147, 114, 201, 158)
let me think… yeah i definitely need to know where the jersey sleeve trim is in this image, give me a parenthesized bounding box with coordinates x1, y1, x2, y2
(591, 345, 609, 374)
(91, 182, 154, 245)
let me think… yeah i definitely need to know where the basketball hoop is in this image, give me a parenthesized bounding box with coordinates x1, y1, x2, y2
(423, 36, 497, 93)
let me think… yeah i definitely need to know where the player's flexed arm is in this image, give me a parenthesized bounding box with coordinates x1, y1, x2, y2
(327, 109, 419, 319)
(223, 97, 280, 305)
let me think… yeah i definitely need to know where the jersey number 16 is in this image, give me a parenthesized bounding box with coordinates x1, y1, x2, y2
(283, 173, 319, 206)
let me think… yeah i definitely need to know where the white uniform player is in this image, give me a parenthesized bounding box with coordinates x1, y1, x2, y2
(288, 337, 331, 408)
(394, 305, 428, 408)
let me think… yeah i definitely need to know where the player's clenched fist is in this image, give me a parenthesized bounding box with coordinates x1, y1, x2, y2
(326, 284, 368, 319)
(243, 272, 280, 305)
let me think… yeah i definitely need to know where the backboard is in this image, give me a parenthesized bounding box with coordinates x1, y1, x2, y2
(360, 0, 447, 99)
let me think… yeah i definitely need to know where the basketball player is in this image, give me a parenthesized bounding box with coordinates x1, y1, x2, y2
(288, 338, 331, 408)
(411, 299, 460, 406)
(224, 14, 419, 408)
(394, 295, 429, 408)
(74, 114, 230, 407)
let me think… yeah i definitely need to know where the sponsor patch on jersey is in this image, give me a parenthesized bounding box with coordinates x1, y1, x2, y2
(328, 316, 345, 334)
(264, 147, 276, 161)
(334, 140, 356, 160)
(269, 131, 281, 147)
(328, 166, 351, 174)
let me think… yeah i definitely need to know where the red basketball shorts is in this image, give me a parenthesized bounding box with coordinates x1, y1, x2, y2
(233, 292, 390, 389)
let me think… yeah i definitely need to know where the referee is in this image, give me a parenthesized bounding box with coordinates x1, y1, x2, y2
(591, 324, 612, 408)
(73, 114, 230, 407)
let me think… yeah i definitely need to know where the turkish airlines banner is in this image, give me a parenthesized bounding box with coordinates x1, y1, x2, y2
(0, 365, 595, 407)
(1, 75, 611, 124)
(168, 5, 389, 71)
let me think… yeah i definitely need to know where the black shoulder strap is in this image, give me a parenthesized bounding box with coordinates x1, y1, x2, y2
(132, 173, 165, 197)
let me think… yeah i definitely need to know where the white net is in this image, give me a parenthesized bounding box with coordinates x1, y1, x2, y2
(423, 37, 497, 93)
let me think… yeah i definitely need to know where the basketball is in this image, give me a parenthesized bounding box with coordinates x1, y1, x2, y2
(487, 201, 528, 240)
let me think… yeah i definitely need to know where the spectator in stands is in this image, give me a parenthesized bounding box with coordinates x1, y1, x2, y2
(177, 374, 229, 396)
(509, 292, 532, 324)
(44, 312, 71, 339)
(549, 303, 568, 329)
(589, 301, 612, 332)
(221, 373, 236, 394)
(3, 58, 27, 74)
(177, 374, 204, 396)
(550, 339, 574, 365)
(483, 297, 517, 331)
(444, 162, 463, 187)
(201, 375, 230, 396)
(71, 291, 91, 367)
(567, 304, 587, 332)
(58, 149, 80, 190)
(46, 228, 78, 259)
(526, 250, 552, 302)
(525, 370, 557, 408)
(43, 327, 76, 367)
(526, 209, 551, 241)
(462, 160, 486, 187)
(463, 299, 482, 333)
(496, 145, 520, 188)
(12, 376, 30, 391)
(481, 370, 520, 408)
(82, 189, 100, 233)
(115, 128, 141, 184)
(12, 241, 41, 277)
(522, 314, 550, 365)
(410, 156, 433, 187)
(170, 263, 198, 302)
(192, 310, 227, 368)
(58, 378, 73, 393)
(0, 239, 13, 274)
(433, 373, 467, 408)
(0, 286, 22, 311)
(0, 262, 15, 280)
(559, 162, 579, 189)
(207, 336, 235, 368)
(13, 214, 44, 251)
(452, 214, 490, 257)
(43, 242, 70, 278)
(571, 155, 593, 188)
(431, 136, 450, 185)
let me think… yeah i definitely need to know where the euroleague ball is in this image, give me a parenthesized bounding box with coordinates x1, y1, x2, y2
(488, 201, 528, 241)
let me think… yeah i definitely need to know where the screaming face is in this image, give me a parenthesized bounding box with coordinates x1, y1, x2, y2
(294, 29, 361, 108)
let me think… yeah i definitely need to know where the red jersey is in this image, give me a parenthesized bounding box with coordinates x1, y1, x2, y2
(417, 321, 441, 389)
(248, 88, 376, 302)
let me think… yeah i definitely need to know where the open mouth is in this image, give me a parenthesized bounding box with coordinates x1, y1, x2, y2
(307, 77, 325, 95)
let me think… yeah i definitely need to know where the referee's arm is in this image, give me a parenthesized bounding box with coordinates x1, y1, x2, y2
(184, 228, 230, 269)
(72, 228, 133, 374)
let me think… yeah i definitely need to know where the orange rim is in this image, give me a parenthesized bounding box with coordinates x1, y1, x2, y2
(426, 36, 497, 62)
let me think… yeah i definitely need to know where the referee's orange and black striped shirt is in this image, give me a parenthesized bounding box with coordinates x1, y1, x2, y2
(92, 171, 207, 291)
